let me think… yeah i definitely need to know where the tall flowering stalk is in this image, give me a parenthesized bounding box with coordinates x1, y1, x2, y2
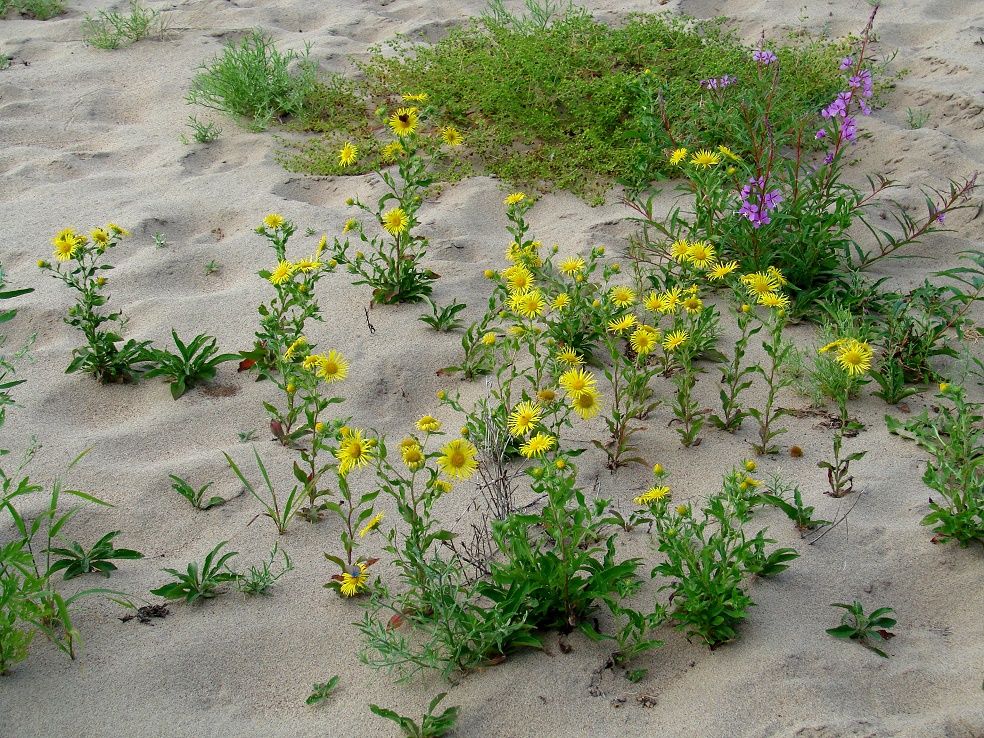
(817, 338, 872, 497)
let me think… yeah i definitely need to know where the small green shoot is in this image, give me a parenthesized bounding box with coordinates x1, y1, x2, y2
(144, 330, 237, 399)
(306, 675, 340, 706)
(150, 541, 240, 603)
(168, 474, 226, 510)
(235, 543, 293, 597)
(370, 693, 461, 738)
(238, 429, 259, 443)
(418, 298, 467, 332)
(47, 531, 143, 580)
(826, 600, 896, 658)
(204, 260, 221, 276)
(185, 115, 222, 144)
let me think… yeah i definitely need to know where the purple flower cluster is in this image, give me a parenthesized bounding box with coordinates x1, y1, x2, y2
(701, 74, 737, 90)
(816, 58, 874, 159)
(753, 49, 778, 65)
(737, 177, 783, 228)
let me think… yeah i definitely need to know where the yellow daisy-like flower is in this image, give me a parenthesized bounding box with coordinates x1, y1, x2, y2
(758, 291, 790, 311)
(569, 387, 602, 420)
(836, 339, 873, 376)
(338, 141, 358, 167)
(662, 329, 689, 352)
(505, 267, 535, 292)
(537, 388, 557, 404)
(608, 314, 638, 333)
(106, 222, 129, 236)
(317, 350, 349, 383)
(283, 335, 307, 361)
(402, 93, 429, 102)
(818, 339, 844, 354)
(767, 265, 788, 287)
(661, 286, 683, 313)
(388, 107, 419, 137)
(52, 232, 81, 262)
(381, 208, 410, 236)
(343, 219, 358, 233)
(741, 271, 780, 298)
(440, 126, 463, 146)
(381, 141, 404, 161)
(558, 256, 585, 276)
(520, 432, 556, 458)
(400, 439, 425, 470)
(359, 512, 384, 538)
(269, 260, 294, 285)
(507, 401, 542, 437)
(609, 286, 636, 308)
(294, 255, 322, 273)
(263, 213, 285, 230)
(551, 293, 571, 310)
(744, 459, 757, 472)
(417, 415, 441, 433)
(481, 332, 497, 345)
(669, 147, 688, 165)
(302, 354, 321, 371)
(717, 145, 741, 162)
(643, 291, 665, 313)
(89, 227, 110, 245)
(335, 429, 375, 476)
(687, 241, 716, 268)
(556, 348, 583, 367)
(504, 192, 526, 206)
(709, 261, 739, 280)
(683, 295, 703, 314)
(432, 479, 454, 494)
(340, 563, 369, 597)
(630, 325, 660, 355)
(690, 149, 722, 169)
(510, 289, 546, 319)
(670, 239, 691, 262)
(437, 438, 478, 481)
(634, 485, 671, 506)
(559, 367, 596, 398)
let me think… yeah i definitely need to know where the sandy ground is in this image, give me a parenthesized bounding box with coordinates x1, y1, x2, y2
(1, 0, 984, 736)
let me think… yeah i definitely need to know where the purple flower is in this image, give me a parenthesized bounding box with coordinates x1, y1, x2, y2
(823, 152, 835, 164)
(753, 50, 778, 65)
(736, 177, 783, 228)
(936, 212, 946, 226)
(701, 75, 737, 91)
(840, 56, 854, 70)
(841, 116, 858, 142)
(816, 129, 827, 139)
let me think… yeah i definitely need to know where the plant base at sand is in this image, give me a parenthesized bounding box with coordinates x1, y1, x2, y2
(826, 600, 896, 658)
(82, 1, 162, 50)
(144, 330, 237, 399)
(47, 531, 143, 580)
(888, 384, 984, 546)
(370, 692, 460, 738)
(150, 541, 240, 603)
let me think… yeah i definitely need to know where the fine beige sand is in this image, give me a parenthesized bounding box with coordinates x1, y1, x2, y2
(2, 0, 984, 736)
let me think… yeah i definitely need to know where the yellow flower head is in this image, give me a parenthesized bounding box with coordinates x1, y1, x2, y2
(520, 432, 556, 458)
(662, 329, 689, 352)
(340, 563, 369, 597)
(661, 286, 683, 313)
(294, 255, 322, 273)
(551, 293, 571, 310)
(402, 92, 428, 102)
(302, 354, 321, 371)
(939, 382, 950, 393)
(818, 339, 844, 354)
(836, 339, 873, 376)
(283, 335, 307, 361)
(481, 332, 497, 346)
(107, 222, 129, 236)
(634, 485, 671, 506)
(569, 386, 602, 419)
(670, 239, 691, 262)
(556, 348, 583, 367)
(52, 230, 81, 262)
(507, 401, 542, 437)
(643, 291, 665, 313)
(690, 149, 722, 169)
(335, 429, 375, 476)
(537, 388, 557, 404)
(630, 325, 660, 356)
(317, 350, 349, 383)
(440, 126, 463, 146)
(669, 147, 688, 165)
(558, 256, 585, 276)
(653, 463, 664, 476)
(609, 285, 636, 308)
(744, 460, 757, 472)
(505, 266, 535, 292)
(381, 141, 405, 161)
(90, 227, 110, 245)
(269, 260, 295, 285)
(758, 291, 790, 311)
(504, 192, 526, 206)
(401, 442, 424, 470)
(709, 261, 739, 280)
(687, 240, 716, 268)
(741, 271, 780, 298)
(388, 107, 419, 137)
(509, 289, 546, 319)
(263, 213, 285, 230)
(437, 438, 478, 481)
(417, 415, 441, 433)
(359, 512, 384, 538)
(338, 141, 358, 167)
(560, 367, 597, 398)
(608, 314, 638, 334)
(767, 265, 788, 287)
(382, 208, 410, 236)
(717, 145, 741, 162)
(683, 295, 703, 314)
